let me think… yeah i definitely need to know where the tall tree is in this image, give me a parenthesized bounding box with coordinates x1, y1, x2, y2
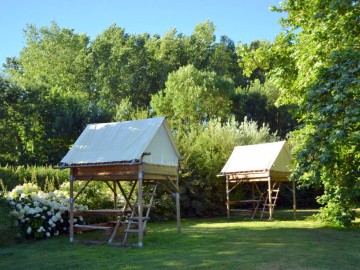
(90, 25, 154, 113)
(5, 22, 90, 94)
(186, 20, 216, 70)
(232, 80, 296, 137)
(209, 36, 246, 87)
(150, 64, 234, 133)
(267, 0, 360, 226)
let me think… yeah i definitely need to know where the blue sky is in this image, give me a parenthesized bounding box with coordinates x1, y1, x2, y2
(0, 0, 284, 66)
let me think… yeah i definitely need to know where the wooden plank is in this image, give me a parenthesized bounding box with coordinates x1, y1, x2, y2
(72, 165, 140, 180)
(229, 200, 261, 204)
(74, 209, 123, 216)
(143, 164, 178, 175)
(74, 224, 113, 230)
(125, 229, 140, 233)
(226, 172, 270, 180)
(229, 209, 253, 212)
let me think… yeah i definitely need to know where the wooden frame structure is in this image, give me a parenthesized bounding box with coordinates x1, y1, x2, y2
(225, 170, 296, 220)
(220, 141, 296, 220)
(67, 162, 181, 247)
(59, 117, 182, 247)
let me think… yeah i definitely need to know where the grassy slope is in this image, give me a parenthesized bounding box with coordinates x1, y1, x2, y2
(1, 210, 359, 270)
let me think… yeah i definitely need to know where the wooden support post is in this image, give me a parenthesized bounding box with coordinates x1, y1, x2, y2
(69, 172, 74, 243)
(267, 177, 273, 220)
(226, 178, 230, 218)
(137, 166, 144, 248)
(113, 181, 117, 209)
(292, 179, 297, 219)
(176, 174, 181, 234)
(251, 182, 255, 210)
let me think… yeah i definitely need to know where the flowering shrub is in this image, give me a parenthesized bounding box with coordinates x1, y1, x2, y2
(5, 183, 87, 239)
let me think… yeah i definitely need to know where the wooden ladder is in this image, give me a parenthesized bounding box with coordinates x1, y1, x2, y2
(122, 181, 159, 245)
(260, 182, 281, 220)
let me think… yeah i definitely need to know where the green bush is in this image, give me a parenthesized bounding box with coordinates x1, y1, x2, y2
(0, 165, 69, 192)
(0, 194, 19, 246)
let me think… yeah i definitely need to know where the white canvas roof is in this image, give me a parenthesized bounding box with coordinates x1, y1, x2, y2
(60, 117, 181, 167)
(220, 141, 292, 174)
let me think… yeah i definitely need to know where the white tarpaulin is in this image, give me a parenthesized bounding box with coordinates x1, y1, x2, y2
(60, 117, 181, 167)
(221, 141, 292, 174)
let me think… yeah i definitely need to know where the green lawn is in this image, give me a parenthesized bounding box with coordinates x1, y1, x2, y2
(1, 210, 359, 270)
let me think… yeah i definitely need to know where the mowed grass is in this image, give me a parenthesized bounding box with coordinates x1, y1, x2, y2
(1, 210, 359, 270)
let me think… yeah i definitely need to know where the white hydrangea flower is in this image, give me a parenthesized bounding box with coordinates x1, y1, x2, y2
(27, 227, 32, 234)
(10, 210, 19, 217)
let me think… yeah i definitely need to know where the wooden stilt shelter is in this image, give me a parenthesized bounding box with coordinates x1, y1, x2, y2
(219, 141, 296, 220)
(59, 117, 181, 247)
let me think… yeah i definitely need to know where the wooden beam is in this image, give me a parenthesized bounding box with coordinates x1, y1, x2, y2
(175, 174, 181, 234)
(117, 181, 135, 212)
(226, 178, 230, 218)
(137, 166, 144, 248)
(69, 172, 74, 243)
(293, 179, 297, 219)
(73, 178, 92, 202)
(267, 177, 273, 220)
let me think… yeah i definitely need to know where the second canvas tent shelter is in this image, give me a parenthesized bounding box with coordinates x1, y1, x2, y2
(59, 116, 181, 247)
(219, 141, 296, 219)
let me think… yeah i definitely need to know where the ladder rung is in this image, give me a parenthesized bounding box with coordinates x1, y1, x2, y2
(230, 209, 253, 212)
(123, 220, 139, 224)
(128, 217, 150, 221)
(229, 200, 260, 204)
(125, 229, 142, 233)
(263, 203, 276, 206)
(74, 224, 112, 230)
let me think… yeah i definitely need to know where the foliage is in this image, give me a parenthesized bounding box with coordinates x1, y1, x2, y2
(113, 97, 149, 122)
(4, 183, 87, 240)
(236, 39, 273, 83)
(0, 165, 69, 192)
(267, 0, 360, 226)
(151, 64, 234, 133)
(0, 194, 18, 246)
(290, 51, 360, 227)
(232, 80, 296, 137)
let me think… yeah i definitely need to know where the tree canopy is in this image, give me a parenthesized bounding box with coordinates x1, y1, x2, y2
(265, 0, 359, 226)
